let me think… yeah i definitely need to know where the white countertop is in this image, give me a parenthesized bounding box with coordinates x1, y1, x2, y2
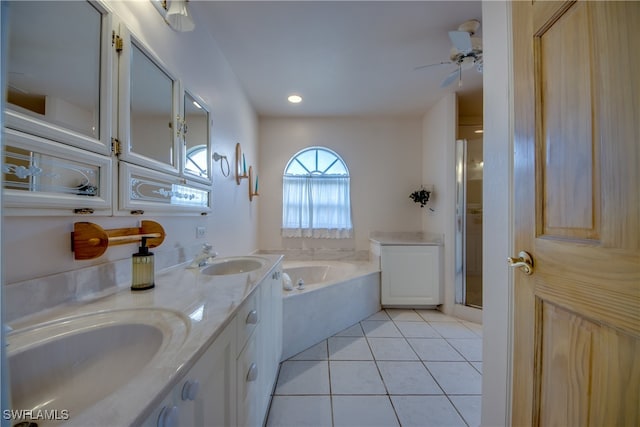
(369, 231, 444, 246)
(6, 254, 283, 427)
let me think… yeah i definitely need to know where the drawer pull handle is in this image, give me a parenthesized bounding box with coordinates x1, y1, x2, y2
(181, 379, 200, 401)
(246, 309, 258, 324)
(246, 363, 258, 382)
(157, 405, 179, 427)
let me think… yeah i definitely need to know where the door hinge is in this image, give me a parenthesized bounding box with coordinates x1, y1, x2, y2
(112, 31, 123, 53)
(111, 138, 122, 156)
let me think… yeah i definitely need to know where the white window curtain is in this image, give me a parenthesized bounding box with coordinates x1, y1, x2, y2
(282, 176, 353, 238)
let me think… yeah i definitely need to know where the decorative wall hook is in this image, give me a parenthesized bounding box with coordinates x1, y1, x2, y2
(235, 143, 248, 184)
(248, 166, 259, 201)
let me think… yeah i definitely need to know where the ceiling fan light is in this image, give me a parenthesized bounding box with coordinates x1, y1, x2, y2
(461, 56, 475, 70)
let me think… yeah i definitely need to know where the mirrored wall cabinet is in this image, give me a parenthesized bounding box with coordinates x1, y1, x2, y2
(115, 22, 212, 215)
(5, 0, 113, 156)
(117, 29, 180, 176)
(3, 1, 213, 216)
(4, 0, 114, 215)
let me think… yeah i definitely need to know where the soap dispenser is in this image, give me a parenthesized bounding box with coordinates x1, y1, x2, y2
(131, 236, 154, 291)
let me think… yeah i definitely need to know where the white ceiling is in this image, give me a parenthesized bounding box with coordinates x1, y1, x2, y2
(193, 1, 483, 118)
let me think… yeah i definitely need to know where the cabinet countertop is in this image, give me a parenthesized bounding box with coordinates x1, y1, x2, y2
(6, 253, 283, 427)
(369, 231, 444, 246)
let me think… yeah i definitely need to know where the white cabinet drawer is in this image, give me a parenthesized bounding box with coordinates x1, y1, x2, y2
(236, 332, 259, 427)
(236, 289, 259, 356)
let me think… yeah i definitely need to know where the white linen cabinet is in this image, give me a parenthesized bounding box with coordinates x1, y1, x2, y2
(381, 245, 442, 306)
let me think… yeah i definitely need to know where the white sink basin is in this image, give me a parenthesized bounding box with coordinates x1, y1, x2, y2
(201, 256, 266, 276)
(7, 308, 189, 425)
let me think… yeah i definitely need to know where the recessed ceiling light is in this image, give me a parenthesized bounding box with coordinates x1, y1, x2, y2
(192, 101, 202, 109)
(474, 129, 483, 134)
(288, 95, 302, 104)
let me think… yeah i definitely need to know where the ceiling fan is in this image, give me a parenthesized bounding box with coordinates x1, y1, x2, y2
(416, 19, 483, 88)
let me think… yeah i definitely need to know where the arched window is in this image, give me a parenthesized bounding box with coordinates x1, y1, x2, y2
(282, 147, 353, 238)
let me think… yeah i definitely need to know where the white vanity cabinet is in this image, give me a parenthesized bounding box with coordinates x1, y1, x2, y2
(381, 245, 442, 306)
(237, 262, 283, 426)
(140, 317, 236, 427)
(142, 261, 283, 427)
(258, 266, 284, 420)
(235, 288, 261, 427)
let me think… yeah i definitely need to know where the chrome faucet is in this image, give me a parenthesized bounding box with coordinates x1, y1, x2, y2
(189, 243, 218, 268)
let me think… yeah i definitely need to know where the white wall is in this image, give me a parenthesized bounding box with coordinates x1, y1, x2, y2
(421, 93, 457, 313)
(258, 117, 424, 251)
(1, 2, 9, 423)
(481, 1, 513, 425)
(3, 1, 259, 284)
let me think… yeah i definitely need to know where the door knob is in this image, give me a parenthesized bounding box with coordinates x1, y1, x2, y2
(507, 251, 534, 275)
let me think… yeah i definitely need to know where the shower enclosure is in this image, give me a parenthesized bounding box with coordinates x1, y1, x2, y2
(455, 138, 483, 308)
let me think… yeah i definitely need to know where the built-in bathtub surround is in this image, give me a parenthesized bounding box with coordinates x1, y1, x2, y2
(258, 248, 370, 262)
(263, 250, 380, 360)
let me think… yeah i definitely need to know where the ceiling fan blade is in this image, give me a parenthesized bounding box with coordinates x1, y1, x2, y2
(448, 30, 472, 53)
(440, 68, 460, 88)
(414, 61, 452, 71)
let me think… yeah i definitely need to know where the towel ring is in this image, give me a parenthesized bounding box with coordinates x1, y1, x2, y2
(213, 152, 230, 177)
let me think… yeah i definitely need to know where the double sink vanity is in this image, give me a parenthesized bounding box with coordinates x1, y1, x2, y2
(4, 1, 282, 423)
(7, 255, 283, 427)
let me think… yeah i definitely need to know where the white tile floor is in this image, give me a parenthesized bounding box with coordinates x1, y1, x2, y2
(266, 309, 482, 427)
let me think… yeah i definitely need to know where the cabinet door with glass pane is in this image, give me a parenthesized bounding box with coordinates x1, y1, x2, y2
(182, 90, 212, 184)
(5, 0, 113, 156)
(3, 129, 112, 216)
(119, 162, 211, 216)
(117, 27, 180, 176)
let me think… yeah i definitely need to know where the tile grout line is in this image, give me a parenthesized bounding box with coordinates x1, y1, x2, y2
(364, 314, 404, 427)
(268, 310, 483, 426)
(398, 310, 478, 425)
(444, 393, 473, 427)
(326, 341, 336, 427)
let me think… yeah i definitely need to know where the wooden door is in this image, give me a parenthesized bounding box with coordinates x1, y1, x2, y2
(511, 1, 639, 425)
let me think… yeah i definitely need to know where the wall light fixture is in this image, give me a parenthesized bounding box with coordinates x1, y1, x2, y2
(151, 0, 195, 32)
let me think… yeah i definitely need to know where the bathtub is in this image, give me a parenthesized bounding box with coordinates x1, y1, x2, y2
(283, 261, 358, 292)
(280, 260, 380, 360)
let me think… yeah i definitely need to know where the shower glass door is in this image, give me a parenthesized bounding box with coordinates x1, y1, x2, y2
(455, 138, 484, 308)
